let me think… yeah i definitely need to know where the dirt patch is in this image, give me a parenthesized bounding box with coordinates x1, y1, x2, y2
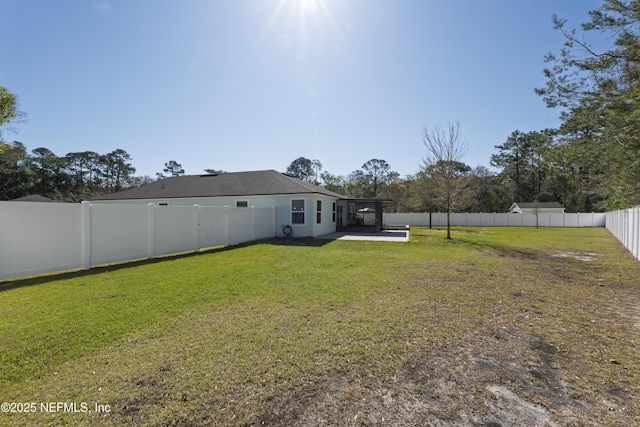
(256, 327, 633, 426)
(551, 252, 599, 261)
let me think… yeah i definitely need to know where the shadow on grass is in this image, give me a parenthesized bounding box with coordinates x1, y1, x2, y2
(412, 227, 543, 260)
(0, 237, 333, 292)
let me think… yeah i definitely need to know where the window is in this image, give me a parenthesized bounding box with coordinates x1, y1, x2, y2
(236, 200, 248, 208)
(316, 200, 322, 224)
(332, 202, 336, 223)
(291, 199, 305, 224)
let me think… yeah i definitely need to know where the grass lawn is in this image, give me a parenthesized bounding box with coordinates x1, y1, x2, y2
(1, 227, 639, 426)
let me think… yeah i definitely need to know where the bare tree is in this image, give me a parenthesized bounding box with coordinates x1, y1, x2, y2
(421, 121, 470, 239)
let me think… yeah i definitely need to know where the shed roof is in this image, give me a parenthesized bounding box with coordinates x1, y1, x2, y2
(91, 170, 346, 201)
(514, 202, 564, 209)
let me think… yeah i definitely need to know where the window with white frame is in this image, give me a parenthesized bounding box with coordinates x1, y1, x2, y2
(316, 200, 322, 224)
(291, 199, 305, 224)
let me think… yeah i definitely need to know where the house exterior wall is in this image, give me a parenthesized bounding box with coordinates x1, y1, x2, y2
(90, 193, 339, 237)
(311, 195, 338, 237)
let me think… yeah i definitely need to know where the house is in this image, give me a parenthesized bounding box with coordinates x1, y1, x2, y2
(509, 202, 565, 214)
(91, 170, 391, 237)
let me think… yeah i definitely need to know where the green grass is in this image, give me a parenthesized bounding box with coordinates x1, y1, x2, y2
(1, 227, 639, 426)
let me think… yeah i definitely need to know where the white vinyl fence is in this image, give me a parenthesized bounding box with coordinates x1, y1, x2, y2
(0, 202, 275, 280)
(384, 212, 607, 228)
(606, 206, 640, 261)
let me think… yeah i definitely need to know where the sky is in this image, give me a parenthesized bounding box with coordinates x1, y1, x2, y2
(1, 0, 604, 180)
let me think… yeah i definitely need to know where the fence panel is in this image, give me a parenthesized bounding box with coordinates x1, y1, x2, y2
(1, 202, 277, 281)
(198, 206, 228, 248)
(549, 213, 564, 227)
(537, 214, 551, 227)
(382, 212, 424, 226)
(383, 212, 608, 228)
(607, 206, 640, 261)
(588, 212, 607, 227)
(253, 207, 275, 240)
(155, 205, 199, 256)
(480, 213, 495, 226)
(90, 204, 150, 266)
(226, 207, 255, 245)
(0, 202, 83, 280)
(494, 213, 510, 226)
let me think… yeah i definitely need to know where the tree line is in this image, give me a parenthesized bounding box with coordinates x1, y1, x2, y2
(283, 151, 509, 214)
(0, 141, 142, 201)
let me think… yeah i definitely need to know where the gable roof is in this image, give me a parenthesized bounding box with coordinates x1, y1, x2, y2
(91, 170, 346, 201)
(513, 202, 564, 209)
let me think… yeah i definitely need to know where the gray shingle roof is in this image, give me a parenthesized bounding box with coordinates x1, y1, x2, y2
(514, 202, 564, 209)
(91, 170, 346, 200)
(11, 195, 55, 202)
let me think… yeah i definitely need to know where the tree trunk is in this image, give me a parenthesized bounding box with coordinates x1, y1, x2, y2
(446, 186, 452, 239)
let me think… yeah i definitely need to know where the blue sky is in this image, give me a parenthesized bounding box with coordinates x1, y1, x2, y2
(1, 0, 602, 179)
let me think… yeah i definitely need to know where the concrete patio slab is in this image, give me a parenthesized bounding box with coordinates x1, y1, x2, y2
(318, 230, 409, 242)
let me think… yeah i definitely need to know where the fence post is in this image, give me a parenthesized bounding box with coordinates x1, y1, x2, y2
(224, 206, 229, 246)
(623, 210, 628, 248)
(148, 203, 156, 259)
(81, 201, 91, 270)
(631, 207, 636, 258)
(635, 207, 640, 258)
(194, 204, 201, 253)
(634, 207, 636, 256)
(251, 207, 255, 241)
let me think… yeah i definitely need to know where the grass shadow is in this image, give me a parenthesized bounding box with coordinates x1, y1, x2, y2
(0, 236, 336, 292)
(412, 226, 543, 259)
(262, 237, 334, 248)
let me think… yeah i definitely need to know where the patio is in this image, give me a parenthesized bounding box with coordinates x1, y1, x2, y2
(318, 229, 409, 242)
